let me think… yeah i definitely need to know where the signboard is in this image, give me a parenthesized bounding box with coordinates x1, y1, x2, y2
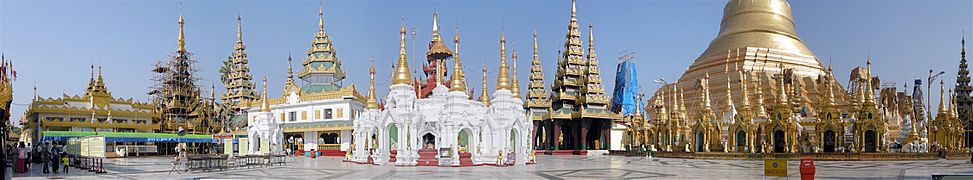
(80, 137, 90, 157)
(224, 140, 234, 156)
(238, 138, 249, 155)
(764, 159, 787, 177)
(260, 139, 270, 154)
(67, 138, 80, 155)
(87, 136, 106, 158)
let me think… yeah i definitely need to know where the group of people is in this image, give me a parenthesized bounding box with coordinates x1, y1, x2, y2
(8, 141, 70, 174)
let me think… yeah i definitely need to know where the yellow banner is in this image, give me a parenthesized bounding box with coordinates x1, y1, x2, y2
(764, 159, 787, 177)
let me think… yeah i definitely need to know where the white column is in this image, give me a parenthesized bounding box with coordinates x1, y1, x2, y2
(341, 130, 352, 151)
(304, 131, 318, 151)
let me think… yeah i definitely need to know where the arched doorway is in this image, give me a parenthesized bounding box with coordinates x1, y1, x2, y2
(422, 133, 436, 150)
(773, 130, 785, 153)
(458, 129, 471, 150)
(864, 130, 877, 152)
(320, 132, 339, 144)
(695, 132, 705, 152)
(736, 130, 746, 152)
(387, 124, 398, 149)
(509, 129, 518, 163)
(823, 130, 836, 152)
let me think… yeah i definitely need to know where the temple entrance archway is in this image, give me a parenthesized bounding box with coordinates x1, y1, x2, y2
(387, 124, 398, 150)
(823, 130, 836, 153)
(696, 132, 705, 152)
(459, 129, 471, 150)
(864, 130, 877, 152)
(736, 130, 746, 152)
(422, 133, 436, 150)
(773, 130, 785, 153)
(510, 129, 519, 163)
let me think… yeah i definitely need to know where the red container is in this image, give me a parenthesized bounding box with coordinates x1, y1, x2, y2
(800, 157, 815, 180)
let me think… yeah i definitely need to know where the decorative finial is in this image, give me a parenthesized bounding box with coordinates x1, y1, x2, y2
(479, 63, 490, 105)
(319, 1, 324, 32)
(511, 47, 521, 98)
(496, 29, 511, 91)
(287, 53, 294, 79)
(237, 14, 243, 41)
(177, 1, 186, 52)
(392, 17, 412, 85)
(432, 8, 441, 40)
(571, 0, 577, 18)
(261, 76, 270, 112)
(588, 23, 594, 48)
(453, 25, 461, 55)
(367, 59, 379, 109)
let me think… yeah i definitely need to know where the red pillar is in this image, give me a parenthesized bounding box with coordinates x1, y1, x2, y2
(580, 119, 590, 150)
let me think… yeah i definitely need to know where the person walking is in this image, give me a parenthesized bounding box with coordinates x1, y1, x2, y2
(41, 143, 49, 174)
(51, 145, 60, 173)
(15, 143, 26, 173)
(61, 153, 69, 173)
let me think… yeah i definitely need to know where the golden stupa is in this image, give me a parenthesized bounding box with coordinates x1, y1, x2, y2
(663, 0, 832, 114)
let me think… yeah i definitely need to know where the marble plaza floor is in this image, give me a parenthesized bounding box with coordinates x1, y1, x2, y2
(8, 155, 973, 179)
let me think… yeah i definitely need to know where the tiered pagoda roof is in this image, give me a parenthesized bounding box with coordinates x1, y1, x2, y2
(549, 0, 618, 120)
(526, 31, 551, 120)
(419, 9, 454, 98)
(954, 36, 971, 125)
(221, 15, 257, 104)
(299, 4, 346, 93)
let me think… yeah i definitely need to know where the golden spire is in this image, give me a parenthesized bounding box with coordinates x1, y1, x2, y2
(237, 14, 243, 42)
(367, 60, 379, 109)
(701, 73, 713, 117)
(479, 64, 491, 105)
(318, 2, 324, 32)
(738, 70, 751, 116)
(89, 64, 95, 82)
(496, 31, 511, 91)
(449, 29, 467, 93)
(261, 76, 270, 112)
(287, 54, 294, 80)
(392, 18, 412, 85)
(431, 8, 441, 41)
(938, 79, 947, 115)
(511, 48, 521, 98)
(97, 65, 103, 83)
(825, 73, 837, 107)
(724, 50, 734, 112)
(571, 0, 577, 18)
(777, 63, 788, 104)
(755, 74, 768, 118)
(678, 88, 687, 120)
(177, 1, 186, 53)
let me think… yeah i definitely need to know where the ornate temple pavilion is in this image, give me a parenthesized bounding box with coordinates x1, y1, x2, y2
(238, 5, 365, 157)
(535, 0, 620, 154)
(349, 16, 532, 166)
(19, 66, 178, 157)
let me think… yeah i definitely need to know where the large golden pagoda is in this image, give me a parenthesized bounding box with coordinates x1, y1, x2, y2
(663, 0, 838, 115)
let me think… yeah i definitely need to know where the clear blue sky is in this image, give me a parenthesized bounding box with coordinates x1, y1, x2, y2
(1, 0, 971, 124)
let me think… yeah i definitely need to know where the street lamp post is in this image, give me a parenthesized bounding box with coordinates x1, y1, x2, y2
(927, 69, 945, 125)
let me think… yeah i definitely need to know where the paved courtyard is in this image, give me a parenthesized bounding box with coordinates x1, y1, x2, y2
(9, 155, 973, 179)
